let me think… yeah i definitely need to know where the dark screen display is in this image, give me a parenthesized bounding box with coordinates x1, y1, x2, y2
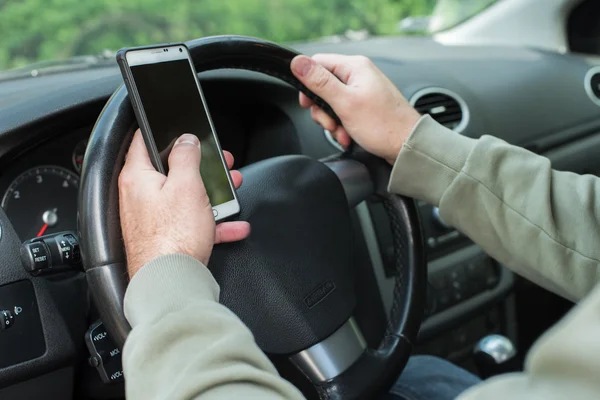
(130, 59, 234, 206)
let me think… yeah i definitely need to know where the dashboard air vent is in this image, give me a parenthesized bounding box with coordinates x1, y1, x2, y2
(410, 88, 469, 133)
(585, 66, 600, 107)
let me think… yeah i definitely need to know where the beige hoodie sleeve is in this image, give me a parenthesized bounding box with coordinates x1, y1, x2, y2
(122, 253, 305, 400)
(389, 115, 600, 400)
(389, 115, 600, 301)
(121, 114, 600, 400)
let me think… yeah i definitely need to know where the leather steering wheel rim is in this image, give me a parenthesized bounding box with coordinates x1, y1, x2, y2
(79, 35, 427, 399)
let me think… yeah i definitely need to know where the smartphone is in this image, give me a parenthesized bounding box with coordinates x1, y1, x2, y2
(116, 43, 240, 221)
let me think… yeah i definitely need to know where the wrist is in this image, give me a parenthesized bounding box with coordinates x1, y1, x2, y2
(386, 111, 421, 165)
(125, 241, 208, 278)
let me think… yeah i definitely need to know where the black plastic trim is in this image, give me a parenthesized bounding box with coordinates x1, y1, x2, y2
(419, 245, 514, 342)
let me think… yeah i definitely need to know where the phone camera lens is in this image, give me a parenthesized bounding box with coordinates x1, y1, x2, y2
(179, 48, 183, 53)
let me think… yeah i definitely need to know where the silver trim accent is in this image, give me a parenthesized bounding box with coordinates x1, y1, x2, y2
(474, 334, 516, 364)
(323, 129, 346, 152)
(432, 206, 451, 229)
(584, 66, 600, 107)
(290, 317, 367, 383)
(409, 87, 470, 133)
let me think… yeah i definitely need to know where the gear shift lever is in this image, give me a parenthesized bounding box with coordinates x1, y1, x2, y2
(473, 334, 518, 378)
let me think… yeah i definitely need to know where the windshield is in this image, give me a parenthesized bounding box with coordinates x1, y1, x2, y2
(1, 0, 497, 72)
(429, 0, 498, 32)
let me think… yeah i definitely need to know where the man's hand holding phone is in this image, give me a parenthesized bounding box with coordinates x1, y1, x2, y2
(119, 130, 250, 278)
(118, 44, 241, 222)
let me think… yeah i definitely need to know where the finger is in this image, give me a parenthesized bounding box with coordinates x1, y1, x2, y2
(332, 126, 352, 149)
(160, 138, 177, 168)
(167, 134, 202, 183)
(312, 53, 356, 83)
(215, 221, 251, 244)
(291, 55, 347, 107)
(223, 150, 234, 169)
(311, 105, 338, 132)
(123, 130, 155, 171)
(230, 170, 243, 189)
(299, 92, 314, 108)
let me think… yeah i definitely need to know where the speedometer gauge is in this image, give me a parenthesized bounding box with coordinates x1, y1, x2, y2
(1, 166, 79, 240)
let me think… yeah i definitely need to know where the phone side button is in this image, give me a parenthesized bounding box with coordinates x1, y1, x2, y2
(212, 209, 218, 218)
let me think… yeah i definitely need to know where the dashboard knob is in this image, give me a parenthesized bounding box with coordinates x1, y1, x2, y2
(432, 206, 451, 229)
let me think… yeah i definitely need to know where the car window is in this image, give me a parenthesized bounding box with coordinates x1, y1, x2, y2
(0, 0, 498, 71)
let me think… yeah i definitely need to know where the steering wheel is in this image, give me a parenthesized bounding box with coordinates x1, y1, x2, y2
(79, 35, 426, 399)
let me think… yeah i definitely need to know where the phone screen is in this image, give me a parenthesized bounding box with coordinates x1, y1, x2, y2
(130, 59, 235, 207)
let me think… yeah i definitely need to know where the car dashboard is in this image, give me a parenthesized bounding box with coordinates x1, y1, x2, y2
(1, 36, 600, 397)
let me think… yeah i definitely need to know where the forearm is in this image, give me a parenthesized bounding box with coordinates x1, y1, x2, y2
(122, 254, 304, 400)
(389, 115, 600, 301)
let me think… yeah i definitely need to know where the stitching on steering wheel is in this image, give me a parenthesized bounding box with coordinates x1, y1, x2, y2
(381, 197, 407, 337)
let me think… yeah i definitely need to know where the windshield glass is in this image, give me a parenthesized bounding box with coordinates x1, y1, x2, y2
(1, 0, 497, 72)
(429, 0, 498, 32)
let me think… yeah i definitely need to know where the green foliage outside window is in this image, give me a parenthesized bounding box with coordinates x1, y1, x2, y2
(0, 0, 440, 70)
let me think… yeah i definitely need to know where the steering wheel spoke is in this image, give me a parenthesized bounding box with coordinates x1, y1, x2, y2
(324, 158, 374, 208)
(290, 317, 367, 383)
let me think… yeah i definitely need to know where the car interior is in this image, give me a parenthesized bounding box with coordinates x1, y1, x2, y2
(1, 0, 600, 398)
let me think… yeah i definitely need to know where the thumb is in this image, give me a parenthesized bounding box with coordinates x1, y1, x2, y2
(291, 55, 346, 106)
(167, 133, 202, 182)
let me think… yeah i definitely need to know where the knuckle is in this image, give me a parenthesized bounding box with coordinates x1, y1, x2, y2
(312, 53, 328, 63)
(313, 68, 331, 90)
(354, 55, 372, 67)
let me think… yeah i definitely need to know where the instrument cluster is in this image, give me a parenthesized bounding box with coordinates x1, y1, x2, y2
(0, 128, 89, 241)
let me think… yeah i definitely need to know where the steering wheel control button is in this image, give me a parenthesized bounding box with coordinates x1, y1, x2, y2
(20, 231, 82, 275)
(88, 355, 101, 368)
(0, 310, 14, 331)
(20, 241, 50, 274)
(88, 349, 109, 367)
(85, 320, 124, 384)
(55, 233, 80, 264)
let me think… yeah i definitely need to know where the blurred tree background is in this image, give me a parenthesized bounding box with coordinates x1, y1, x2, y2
(0, 0, 496, 70)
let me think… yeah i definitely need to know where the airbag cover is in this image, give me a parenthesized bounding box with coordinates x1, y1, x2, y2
(210, 155, 356, 354)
